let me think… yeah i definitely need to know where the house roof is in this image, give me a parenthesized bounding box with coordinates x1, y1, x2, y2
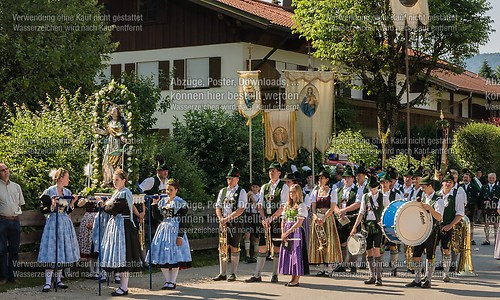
(190, 0, 295, 30)
(430, 69, 500, 95)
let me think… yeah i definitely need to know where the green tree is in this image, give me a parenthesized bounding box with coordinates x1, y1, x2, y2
(479, 59, 495, 79)
(451, 122, 500, 176)
(0, 0, 115, 126)
(173, 109, 265, 196)
(0, 89, 94, 209)
(329, 130, 380, 167)
(292, 0, 493, 166)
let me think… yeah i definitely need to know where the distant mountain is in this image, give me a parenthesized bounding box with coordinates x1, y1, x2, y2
(465, 53, 500, 73)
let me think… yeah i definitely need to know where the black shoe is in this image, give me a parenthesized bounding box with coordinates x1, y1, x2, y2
(471, 240, 476, 245)
(42, 284, 51, 292)
(227, 274, 236, 282)
(161, 282, 171, 290)
(166, 283, 176, 290)
(315, 270, 327, 277)
(375, 279, 383, 286)
(391, 268, 397, 277)
(245, 276, 262, 283)
(421, 280, 431, 288)
(271, 275, 278, 283)
(482, 241, 490, 245)
(405, 280, 422, 287)
(213, 274, 227, 281)
(349, 267, 357, 274)
(407, 268, 415, 274)
(443, 275, 450, 282)
(114, 276, 121, 284)
(56, 282, 68, 289)
(364, 277, 376, 284)
(332, 265, 346, 272)
(111, 287, 128, 296)
(247, 257, 256, 263)
(245, 256, 251, 263)
(284, 282, 300, 287)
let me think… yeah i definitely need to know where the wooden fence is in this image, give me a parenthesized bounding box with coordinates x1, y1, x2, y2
(18, 207, 219, 263)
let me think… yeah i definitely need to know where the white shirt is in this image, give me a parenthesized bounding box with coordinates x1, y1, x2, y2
(339, 183, 360, 209)
(402, 184, 414, 200)
(281, 202, 308, 219)
(139, 175, 167, 193)
(356, 180, 367, 203)
(359, 191, 390, 221)
(310, 186, 338, 204)
(0, 180, 25, 217)
(216, 185, 247, 217)
(258, 180, 289, 215)
(247, 193, 259, 214)
(423, 191, 445, 218)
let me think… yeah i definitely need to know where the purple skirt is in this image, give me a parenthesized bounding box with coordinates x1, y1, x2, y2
(278, 221, 309, 276)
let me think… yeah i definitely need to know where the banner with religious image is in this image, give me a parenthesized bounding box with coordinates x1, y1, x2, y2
(284, 71, 335, 154)
(391, 0, 429, 29)
(237, 71, 261, 119)
(264, 110, 297, 164)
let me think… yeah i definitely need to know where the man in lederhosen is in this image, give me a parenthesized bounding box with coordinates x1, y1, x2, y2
(460, 169, 480, 245)
(406, 175, 444, 289)
(401, 168, 415, 201)
(384, 169, 405, 276)
(409, 167, 424, 201)
(333, 166, 361, 273)
(438, 172, 466, 282)
(213, 165, 246, 282)
(245, 161, 289, 283)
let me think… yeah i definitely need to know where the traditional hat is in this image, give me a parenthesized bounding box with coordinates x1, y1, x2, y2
(420, 174, 434, 186)
(441, 171, 454, 182)
(461, 168, 473, 177)
(157, 161, 169, 171)
(403, 168, 414, 177)
(267, 161, 282, 172)
(413, 166, 424, 178)
(379, 172, 392, 182)
(368, 176, 380, 189)
(355, 161, 367, 175)
(226, 165, 240, 178)
(342, 166, 354, 177)
(317, 170, 331, 181)
(386, 166, 398, 180)
(283, 172, 297, 181)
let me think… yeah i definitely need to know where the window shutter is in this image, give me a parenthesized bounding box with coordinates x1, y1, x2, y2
(209, 57, 221, 88)
(173, 59, 185, 90)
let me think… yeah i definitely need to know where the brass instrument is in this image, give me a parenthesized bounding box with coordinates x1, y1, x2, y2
(133, 194, 146, 252)
(456, 216, 476, 276)
(405, 245, 414, 270)
(264, 224, 274, 258)
(219, 225, 229, 262)
(315, 213, 328, 251)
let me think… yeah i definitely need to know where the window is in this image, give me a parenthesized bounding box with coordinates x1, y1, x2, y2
(137, 61, 159, 86)
(173, 57, 221, 90)
(186, 58, 209, 89)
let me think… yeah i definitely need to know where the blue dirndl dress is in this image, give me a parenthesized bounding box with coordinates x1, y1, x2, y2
(37, 186, 80, 265)
(100, 188, 141, 272)
(146, 196, 192, 269)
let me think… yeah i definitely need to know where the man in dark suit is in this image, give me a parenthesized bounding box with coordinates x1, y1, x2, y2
(478, 173, 500, 245)
(461, 170, 480, 245)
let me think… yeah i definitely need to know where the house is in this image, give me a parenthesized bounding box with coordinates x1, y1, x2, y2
(100, 0, 500, 137)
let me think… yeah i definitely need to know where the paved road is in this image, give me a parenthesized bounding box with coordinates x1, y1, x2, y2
(3, 225, 499, 299)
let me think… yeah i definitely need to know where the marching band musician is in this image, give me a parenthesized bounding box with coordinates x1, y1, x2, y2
(381, 171, 404, 276)
(279, 184, 309, 286)
(479, 173, 499, 245)
(98, 169, 141, 297)
(461, 169, 480, 245)
(213, 165, 246, 282)
(438, 172, 466, 282)
(333, 166, 361, 273)
(354, 165, 369, 270)
(245, 161, 289, 283)
(401, 169, 415, 201)
(406, 174, 444, 289)
(38, 168, 80, 292)
(309, 170, 342, 276)
(77, 195, 99, 279)
(409, 167, 424, 201)
(147, 179, 192, 290)
(351, 176, 388, 286)
(301, 168, 315, 252)
(244, 182, 261, 263)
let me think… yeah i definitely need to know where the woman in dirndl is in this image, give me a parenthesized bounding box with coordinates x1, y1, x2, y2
(147, 179, 192, 290)
(309, 170, 343, 276)
(99, 169, 141, 296)
(38, 168, 80, 292)
(278, 184, 309, 286)
(77, 197, 99, 279)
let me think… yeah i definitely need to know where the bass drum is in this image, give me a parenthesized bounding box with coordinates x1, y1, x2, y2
(347, 233, 366, 255)
(381, 200, 433, 246)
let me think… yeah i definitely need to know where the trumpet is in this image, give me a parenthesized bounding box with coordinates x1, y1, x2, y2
(219, 225, 229, 262)
(315, 217, 328, 251)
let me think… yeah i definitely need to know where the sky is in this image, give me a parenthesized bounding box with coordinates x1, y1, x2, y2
(480, 1, 499, 53)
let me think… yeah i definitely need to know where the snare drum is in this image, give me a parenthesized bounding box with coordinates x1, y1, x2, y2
(347, 233, 366, 255)
(381, 200, 433, 246)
